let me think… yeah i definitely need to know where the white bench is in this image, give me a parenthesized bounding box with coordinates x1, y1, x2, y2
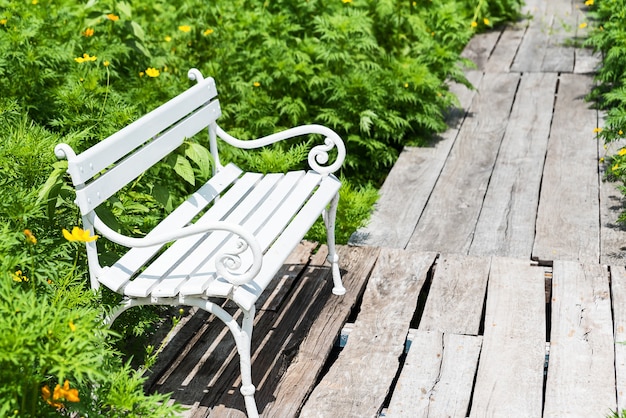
(54, 68, 346, 417)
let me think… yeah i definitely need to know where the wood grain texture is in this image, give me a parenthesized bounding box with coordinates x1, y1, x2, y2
(418, 254, 490, 335)
(470, 72, 557, 258)
(299, 250, 436, 418)
(261, 246, 381, 418)
(406, 72, 520, 255)
(470, 257, 546, 418)
(483, 26, 525, 73)
(611, 266, 626, 413)
(543, 261, 616, 417)
(461, 30, 502, 71)
(386, 331, 482, 418)
(532, 74, 600, 264)
(540, 0, 576, 73)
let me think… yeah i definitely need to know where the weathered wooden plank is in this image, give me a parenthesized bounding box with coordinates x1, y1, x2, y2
(299, 250, 437, 418)
(406, 72, 520, 255)
(386, 331, 482, 418)
(510, 10, 549, 72)
(611, 266, 626, 413)
(532, 74, 600, 264)
(540, 0, 576, 73)
(575, 47, 602, 74)
(599, 135, 626, 265)
(483, 25, 525, 73)
(470, 72, 557, 258)
(260, 245, 380, 418)
(350, 71, 483, 248)
(418, 254, 490, 335)
(469, 257, 546, 418)
(208, 248, 332, 417)
(543, 261, 616, 417)
(461, 30, 502, 71)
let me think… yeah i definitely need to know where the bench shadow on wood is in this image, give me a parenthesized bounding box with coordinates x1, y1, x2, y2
(142, 244, 341, 416)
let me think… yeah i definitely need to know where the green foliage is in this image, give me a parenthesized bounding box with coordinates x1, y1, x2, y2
(585, 0, 626, 223)
(0, 0, 523, 415)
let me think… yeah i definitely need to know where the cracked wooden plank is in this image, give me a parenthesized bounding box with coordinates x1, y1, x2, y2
(299, 250, 436, 418)
(386, 330, 482, 417)
(470, 72, 557, 258)
(543, 260, 616, 417)
(611, 265, 626, 413)
(418, 254, 490, 335)
(406, 72, 520, 255)
(532, 74, 600, 264)
(469, 257, 546, 417)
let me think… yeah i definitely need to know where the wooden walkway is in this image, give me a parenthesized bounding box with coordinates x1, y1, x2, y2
(144, 0, 626, 416)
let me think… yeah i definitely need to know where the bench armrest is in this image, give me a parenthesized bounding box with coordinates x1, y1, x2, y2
(216, 125, 346, 176)
(91, 214, 263, 286)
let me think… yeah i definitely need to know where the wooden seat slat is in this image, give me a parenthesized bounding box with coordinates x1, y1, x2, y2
(149, 173, 287, 297)
(122, 171, 264, 297)
(99, 164, 242, 292)
(77, 101, 221, 214)
(233, 175, 341, 310)
(67, 78, 218, 184)
(178, 171, 307, 296)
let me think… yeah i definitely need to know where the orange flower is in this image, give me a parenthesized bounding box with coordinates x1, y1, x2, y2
(106, 13, 119, 21)
(82, 28, 94, 37)
(24, 229, 37, 245)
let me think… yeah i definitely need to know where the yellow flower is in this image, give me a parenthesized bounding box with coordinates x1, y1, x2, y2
(600, 157, 605, 163)
(620, 130, 624, 136)
(69, 320, 77, 332)
(594, 127, 603, 133)
(579, 22, 588, 29)
(12, 270, 28, 283)
(404, 83, 409, 88)
(178, 25, 191, 32)
(585, 0, 594, 5)
(342, 0, 352, 3)
(164, 35, 172, 42)
(203, 28, 214, 36)
(74, 53, 97, 63)
(613, 163, 620, 171)
(471, 21, 478, 28)
(106, 13, 119, 21)
(62, 227, 98, 242)
(483, 18, 490, 25)
(24, 229, 37, 245)
(145, 67, 160, 78)
(0, 18, 7, 25)
(619, 148, 626, 156)
(32, 0, 38, 4)
(253, 81, 261, 87)
(82, 27, 94, 37)
(103, 60, 110, 67)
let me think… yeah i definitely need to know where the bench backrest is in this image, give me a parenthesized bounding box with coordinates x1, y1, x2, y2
(61, 76, 221, 215)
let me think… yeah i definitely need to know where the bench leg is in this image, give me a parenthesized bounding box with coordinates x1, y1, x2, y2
(323, 192, 345, 295)
(238, 306, 259, 418)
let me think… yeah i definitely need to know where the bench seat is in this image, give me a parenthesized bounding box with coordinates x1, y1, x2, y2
(99, 163, 341, 311)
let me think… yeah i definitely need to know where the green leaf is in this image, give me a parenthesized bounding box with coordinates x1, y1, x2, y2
(185, 142, 212, 179)
(171, 155, 195, 186)
(117, 1, 132, 19)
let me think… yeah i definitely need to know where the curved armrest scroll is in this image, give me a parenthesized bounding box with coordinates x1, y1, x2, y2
(92, 215, 263, 286)
(216, 125, 346, 175)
